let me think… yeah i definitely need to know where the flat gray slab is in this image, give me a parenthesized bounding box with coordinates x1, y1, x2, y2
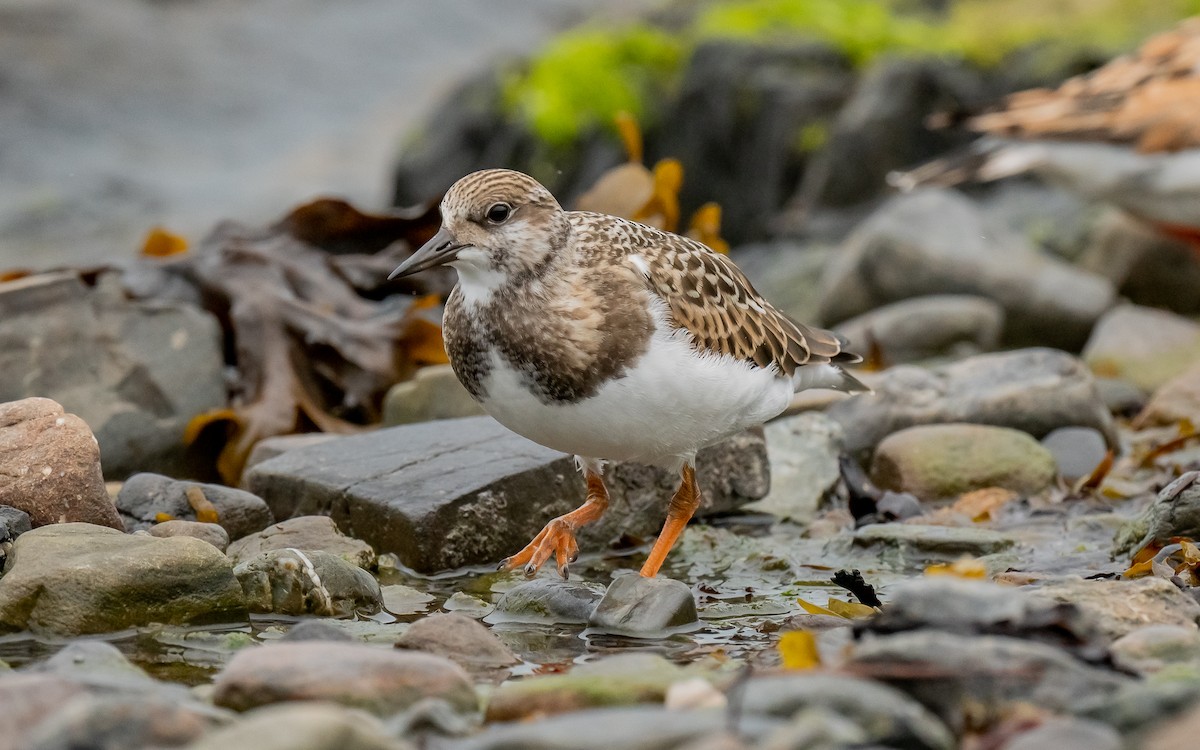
(245, 416, 768, 573)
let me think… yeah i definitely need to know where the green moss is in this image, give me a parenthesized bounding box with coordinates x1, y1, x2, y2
(796, 121, 831, 154)
(500, 25, 684, 148)
(504, 0, 1200, 145)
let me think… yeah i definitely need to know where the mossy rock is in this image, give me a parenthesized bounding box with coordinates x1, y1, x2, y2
(870, 423, 1057, 499)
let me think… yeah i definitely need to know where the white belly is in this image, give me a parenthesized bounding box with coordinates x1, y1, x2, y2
(477, 315, 795, 467)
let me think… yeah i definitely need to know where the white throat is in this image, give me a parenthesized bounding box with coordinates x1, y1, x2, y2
(449, 247, 507, 305)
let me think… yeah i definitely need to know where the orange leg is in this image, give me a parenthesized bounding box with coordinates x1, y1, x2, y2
(500, 469, 609, 579)
(639, 464, 701, 578)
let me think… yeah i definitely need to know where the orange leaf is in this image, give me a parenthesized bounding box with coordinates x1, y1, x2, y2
(686, 203, 729, 255)
(1123, 559, 1154, 579)
(614, 111, 643, 165)
(778, 631, 821, 670)
(403, 319, 450, 366)
(952, 488, 1017, 523)
(141, 226, 189, 257)
(925, 557, 987, 579)
(185, 485, 220, 524)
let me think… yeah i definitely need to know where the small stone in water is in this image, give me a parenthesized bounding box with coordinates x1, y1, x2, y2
(381, 584, 434, 616)
(588, 575, 698, 635)
(395, 613, 517, 669)
(491, 578, 605, 624)
(442, 591, 494, 618)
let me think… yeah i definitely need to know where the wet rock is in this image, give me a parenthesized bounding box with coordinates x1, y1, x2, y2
(443, 591, 494, 618)
(244, 433, 343, 473)
(280, 619, 355, 643)
(212, 642, 476, 716)
(19, 694, 221, 750)
(148, 519, 230, 551)
(461, 705, 776, 750)
(1078, 678, 1200, 739)
(1110, 624, 1200, 675)
(382, 364, 485, 426)
(1138, 361, 1200, 427)
(0, 272, 225, 477)
(227, 516, 376, 570)
(1040, 426, 1109, 481)
(186, 702, 412, 750)
(588, 575, 698, 636)
(847, 631, 1129, 730)
(1095, 377, 1147, 417)
(1142, 701, 1200, 748)
(1001, 718, 1121, 750)
(1114, 472, 1200, 556)
(1082, 303, 1200, 392)
(741, 674, 953, 750)
(117, 473, 273, 541)
(819, 189, 1116, 349)
(0, 523, 246, 635)
(826, 348, 1116, 460)
(235, 549, 382, 617)
(485, 653, 703, 722)
(1079, 209, 1200, 316)
(245, 417, 768, 573)
(870, 423, 1056, 499)
(0, 397, 121, 530)
(861, 578, 1098, 649)
(834, 295, 1004, 365)
(0, 674, 87, 748)
(759, 709, 869, 750)
(36, 640, 155, 683)
(395, 613, 517, 670)
(381, 584, 434, 616)
(744, 412, 842, 522)
(491, 578, 605, 624)
(1032, 576, 1200, 640)
(0, 506, 31, 541)
(854, 523, 1016, 558)
(796, 57, 982, 211)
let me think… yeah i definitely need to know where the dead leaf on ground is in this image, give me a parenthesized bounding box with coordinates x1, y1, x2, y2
(139, 196, 452, 483)
(141, 226, 189, 257)
(952, 488, 1019, 522)
(777, 630, 821, 670)
(925, 557, 988, 579)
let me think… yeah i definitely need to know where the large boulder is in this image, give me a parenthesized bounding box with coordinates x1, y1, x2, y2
(826, 348, 1116, 460)
(818, 189, 1116, 349)
(0, 272, 225, 477)
(245, 416, 769, 573)
(0, 397, 121, 529)
(0, 523, 246, 635)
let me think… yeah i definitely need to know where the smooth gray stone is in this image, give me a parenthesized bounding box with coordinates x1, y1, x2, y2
(0, 272, 224, 478)
(234, 549, 382, 617)
(245, 416, 768, 573)
(741, 674, 953, 750)
(819, 188, 1115, 350)
(492, 579, 606, 624)
(588, 575, 698, 636)
(826, 347, 1117, 460)
(117, 473, 273, 541)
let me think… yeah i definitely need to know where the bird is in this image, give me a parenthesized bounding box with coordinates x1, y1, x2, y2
(389, 169, 867, 579)
(891, 17, 1200, 254)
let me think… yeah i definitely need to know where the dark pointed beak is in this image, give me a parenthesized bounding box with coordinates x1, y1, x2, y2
(388, 226, 465, 280)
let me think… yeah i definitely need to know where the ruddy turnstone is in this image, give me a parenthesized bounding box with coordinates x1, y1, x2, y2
(389, 169, 867, 578)
(893, 18, 1200, 251)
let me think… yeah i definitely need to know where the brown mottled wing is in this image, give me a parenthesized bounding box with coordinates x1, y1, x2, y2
(968, 19, 1200, 152)
(630, 234, 860, 376)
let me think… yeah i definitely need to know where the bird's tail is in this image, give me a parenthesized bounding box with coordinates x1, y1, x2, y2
(792, 363, 872, 394)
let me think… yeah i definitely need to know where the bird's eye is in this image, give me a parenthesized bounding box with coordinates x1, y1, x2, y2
(485, 202, 512, 224)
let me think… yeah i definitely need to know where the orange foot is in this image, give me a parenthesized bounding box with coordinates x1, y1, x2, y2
(639, 464, 701, 578)
(500, 469, 609, 579)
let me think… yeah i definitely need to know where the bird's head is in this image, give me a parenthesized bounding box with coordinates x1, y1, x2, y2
(389, 169, 569, 289)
